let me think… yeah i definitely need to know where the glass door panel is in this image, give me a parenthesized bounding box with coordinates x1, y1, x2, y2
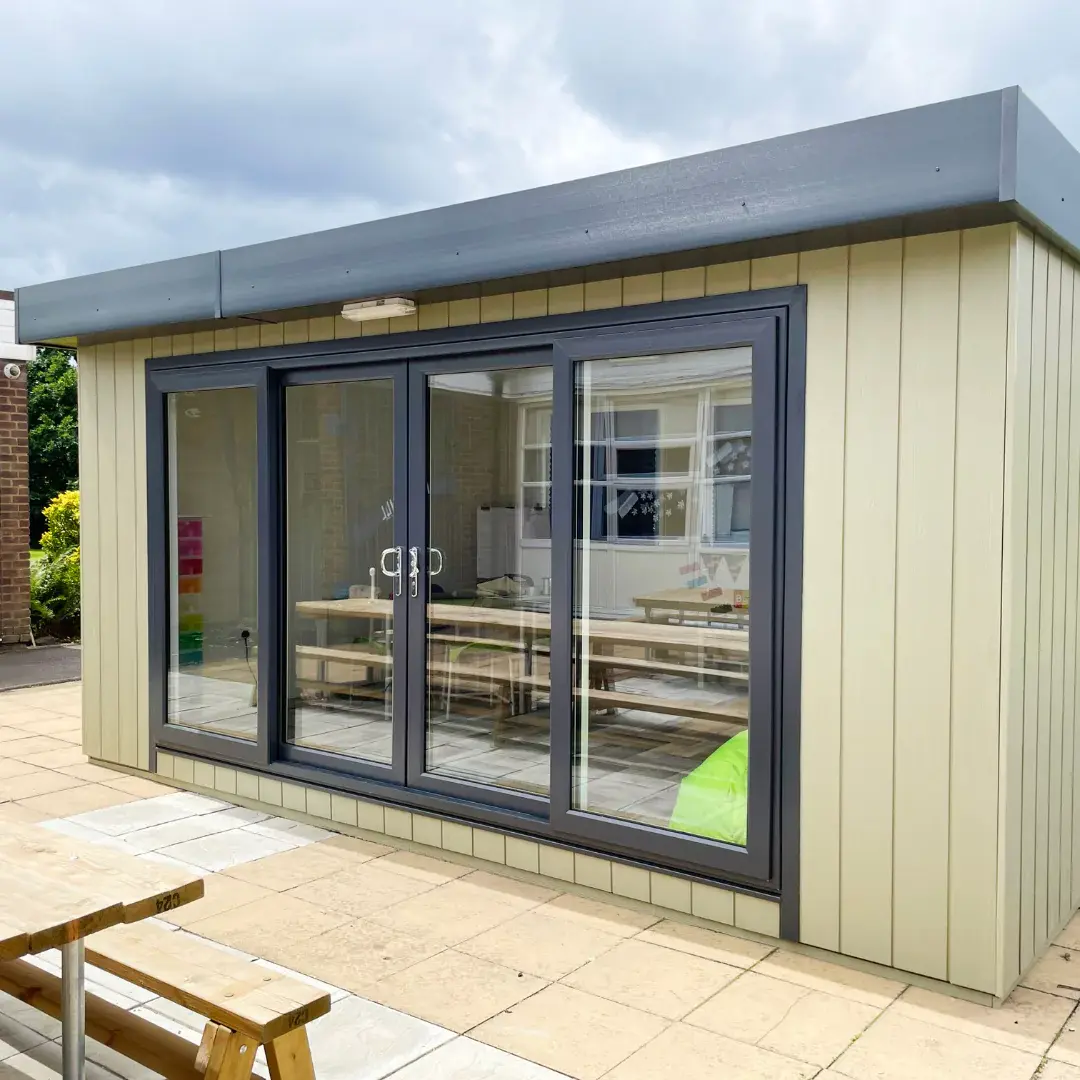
(423, 364, 554, 795)
(166, 387, 259, 740)
(285, 377, 398, 764)
(573, 348, 753, 842)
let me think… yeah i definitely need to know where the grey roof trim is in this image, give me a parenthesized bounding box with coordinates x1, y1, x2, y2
(1012, 90, 1080, 253)
(16, 86, 1080, 344)
(17, 252, 221, 343)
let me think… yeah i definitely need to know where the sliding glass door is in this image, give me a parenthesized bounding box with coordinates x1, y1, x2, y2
(281, 364, 409, 781)
(570, 348, 756, 840)
(151, 301, 793, 890)
(406, 353, 562, 812)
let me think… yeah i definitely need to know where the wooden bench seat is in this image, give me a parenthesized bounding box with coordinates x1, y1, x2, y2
(0, 921, 329, 1080)
(294, 646, 749, 727)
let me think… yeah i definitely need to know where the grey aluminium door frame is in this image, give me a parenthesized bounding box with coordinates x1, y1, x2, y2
(146, 362, 274, 771)
(405, 346, 564, 817)
(547, 314, 783, 886)
(144, 287, 805, 925)
(276, 361, 411, 786)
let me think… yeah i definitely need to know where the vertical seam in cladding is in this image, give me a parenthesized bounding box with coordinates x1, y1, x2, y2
(889, 239, 906, 969)
(1045, 248, 1062, 942)
(1067, 263, 1075, 911)
(1062, 259, 1077, 916)
(837, 246, 852, 953)
(1016, 229, 1035, 980)
(996, 230, 1013, 992)
(946, 230, 966, 982)
(1074, 264, 1080, 914)
(1052, 248, 1067, 935)
(1026, 241, 1046, 968)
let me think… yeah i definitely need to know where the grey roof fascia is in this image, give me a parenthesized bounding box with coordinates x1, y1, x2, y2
(219, 88, 1006, 318)
(1010, 89, 1080, 255)
(15, 251, 221, 343)
(16, 86, 1080, 344)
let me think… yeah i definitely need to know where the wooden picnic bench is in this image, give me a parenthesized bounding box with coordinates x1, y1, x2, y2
(292, 642, 749, 729)
(0, 823, 329, 1080)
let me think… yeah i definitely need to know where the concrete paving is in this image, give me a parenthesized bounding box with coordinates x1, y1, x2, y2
(5, 681, 1080, 1079)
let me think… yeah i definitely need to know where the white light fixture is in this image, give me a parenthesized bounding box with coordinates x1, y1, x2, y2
(341, 297, 416, 322)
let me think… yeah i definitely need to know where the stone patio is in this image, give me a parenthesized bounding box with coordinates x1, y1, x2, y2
(5, 681, 1080, 1079)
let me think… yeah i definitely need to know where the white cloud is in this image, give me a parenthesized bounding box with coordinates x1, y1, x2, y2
(0, 0, 1077, 287)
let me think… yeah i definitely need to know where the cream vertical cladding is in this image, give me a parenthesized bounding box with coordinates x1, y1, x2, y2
(1072, 266, 1080, 913)
(78, 345, 102, 759)
(749, 254, 799, 290)
(1020, 238, 1050, 970)
(112, 340, 140, 767)
(1055, 257, 1078, 924)
(132, 341, 152, 770)
(547, 283, 584, 315)
(839, 238, 903, 966)
(797, 246, 850, 953)
(947, 226, 1011, 994)
(1036, 240, 1059, 956)
(96, 342, 121, 765)
(1000, 228, 1036, 988)
(705, 261, 751, 296)
(890, 232, 960, 982)
(1049, 252, 1076, 938)
(1037, 249, 1063, 954)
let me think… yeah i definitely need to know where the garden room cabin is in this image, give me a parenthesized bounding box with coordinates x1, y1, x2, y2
(15, 85, 1080, 1003)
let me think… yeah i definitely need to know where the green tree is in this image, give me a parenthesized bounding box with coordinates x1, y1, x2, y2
(27, 346, 78, 544)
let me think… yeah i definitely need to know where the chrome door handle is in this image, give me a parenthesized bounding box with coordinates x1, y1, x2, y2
(429, 547, 444, 577)
(379, 546, 402, 597)
(408, 546, 420, 598)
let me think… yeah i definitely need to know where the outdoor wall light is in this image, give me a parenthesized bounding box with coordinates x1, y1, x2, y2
(341, 297, 416, 322)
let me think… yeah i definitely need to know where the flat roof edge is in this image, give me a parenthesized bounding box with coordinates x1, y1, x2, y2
(17, 87, 1080, 343)
(16, 252, 221, 344)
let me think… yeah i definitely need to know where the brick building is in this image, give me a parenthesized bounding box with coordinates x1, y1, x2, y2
(0, 289, 34, 642)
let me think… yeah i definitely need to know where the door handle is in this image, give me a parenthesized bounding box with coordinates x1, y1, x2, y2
(379, 546, 402, 598)
(429, 547, 444, 577)
(408, 546, 420, 598)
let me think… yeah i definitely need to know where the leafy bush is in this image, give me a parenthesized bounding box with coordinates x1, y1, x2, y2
(28, 347, 78, 544)
(30, 490, 81, 639)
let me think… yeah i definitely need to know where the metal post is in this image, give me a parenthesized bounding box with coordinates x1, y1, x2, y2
(60, 939, 85, 1080)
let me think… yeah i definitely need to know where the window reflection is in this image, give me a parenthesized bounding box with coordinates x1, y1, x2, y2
(425, 366, 554, 795)
(573, 349, 752, 844)
(285, 380, 397, 763)
(167, 388, 258, 740)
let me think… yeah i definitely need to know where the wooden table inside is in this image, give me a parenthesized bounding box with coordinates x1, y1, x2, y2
(633, 588, 750, 625)
(295, 597, 749, 726)
(294, 597, 749, 655)
(0, 823, 204, 1080)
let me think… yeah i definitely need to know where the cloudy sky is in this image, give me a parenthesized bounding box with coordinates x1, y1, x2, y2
(1, 0, 1078, 288)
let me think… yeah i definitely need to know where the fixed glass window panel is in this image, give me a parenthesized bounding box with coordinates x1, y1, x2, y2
(284, 379, 396, 764)
(167, 388, 258, 741)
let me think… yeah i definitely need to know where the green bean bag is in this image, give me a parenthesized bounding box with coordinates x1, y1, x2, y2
(669, 730, 748, 845)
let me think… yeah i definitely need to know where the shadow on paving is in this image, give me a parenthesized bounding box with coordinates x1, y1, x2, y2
(0, 643, 81, 690)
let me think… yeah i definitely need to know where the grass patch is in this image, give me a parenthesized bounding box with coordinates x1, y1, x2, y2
(29, 549, 43, 565)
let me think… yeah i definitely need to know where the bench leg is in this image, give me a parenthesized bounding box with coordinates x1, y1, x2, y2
(196, 1023, 255, 1080)
(266, 1028, 316, 1080)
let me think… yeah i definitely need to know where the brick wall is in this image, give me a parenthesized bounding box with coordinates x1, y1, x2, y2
(0, 363, 30, 642)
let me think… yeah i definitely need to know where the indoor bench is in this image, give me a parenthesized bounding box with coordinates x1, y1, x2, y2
(0, 921, 330, 1080)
